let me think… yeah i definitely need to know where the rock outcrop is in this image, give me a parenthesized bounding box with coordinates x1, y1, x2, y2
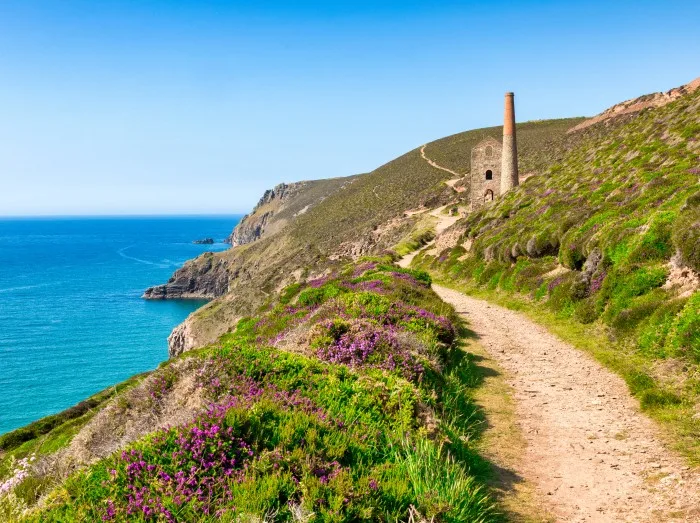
(568, 77, 700, 133)
(227, 182, 303, 246)
(142, 253, 229, 299)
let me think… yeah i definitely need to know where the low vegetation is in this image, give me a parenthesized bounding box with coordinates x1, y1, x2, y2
(2, 260, 499, 522)
(413, 89, 700, 461)
(155, 115, 590, 351)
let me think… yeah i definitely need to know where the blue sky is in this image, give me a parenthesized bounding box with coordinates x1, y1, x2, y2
(1, 1, 698, 216)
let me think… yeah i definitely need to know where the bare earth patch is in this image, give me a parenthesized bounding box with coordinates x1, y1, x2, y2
(434, 284, 700, 523)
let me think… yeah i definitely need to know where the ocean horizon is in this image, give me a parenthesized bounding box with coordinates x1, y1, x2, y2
(0, 215, 241, 435)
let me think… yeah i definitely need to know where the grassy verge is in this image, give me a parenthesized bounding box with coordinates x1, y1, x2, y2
(393, 215, 438, 257)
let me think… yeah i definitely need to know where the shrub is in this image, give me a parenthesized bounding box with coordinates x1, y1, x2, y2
(665, 293, 700, 361)
(636, 298, 688, 358)
(296, 283, 342, 307)
(671, 201, 700, 272)
(573, 297, 600, 324)
(628, 211, 675, 263)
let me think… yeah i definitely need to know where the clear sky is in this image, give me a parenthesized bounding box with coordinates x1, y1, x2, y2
(1, 1, 698, 216)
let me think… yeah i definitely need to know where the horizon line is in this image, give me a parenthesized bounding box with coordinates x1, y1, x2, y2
(0, 213, 246, 220)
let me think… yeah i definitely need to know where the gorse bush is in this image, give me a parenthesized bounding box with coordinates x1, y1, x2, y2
(11, 262, 497, 522)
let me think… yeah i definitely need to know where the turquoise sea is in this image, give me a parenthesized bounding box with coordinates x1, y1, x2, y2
(0, 216, 240, 435)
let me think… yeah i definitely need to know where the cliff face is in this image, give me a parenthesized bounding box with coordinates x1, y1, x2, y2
(142, 253, 229, 299)
(227, 182, 303, 246)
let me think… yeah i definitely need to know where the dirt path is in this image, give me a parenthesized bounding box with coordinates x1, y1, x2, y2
(432, 284, 699, 522)
(397, 206, 460, 269)
(420, 144, 463, 186)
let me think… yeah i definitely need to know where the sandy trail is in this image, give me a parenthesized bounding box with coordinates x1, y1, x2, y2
(397, 206, 460, 269)
(432, 284, 699, 522)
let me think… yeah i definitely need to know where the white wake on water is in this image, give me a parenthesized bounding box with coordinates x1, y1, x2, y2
(116, 246, 174, 269)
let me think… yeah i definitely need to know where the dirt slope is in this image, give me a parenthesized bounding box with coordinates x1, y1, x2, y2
(434, 284, 700, 523)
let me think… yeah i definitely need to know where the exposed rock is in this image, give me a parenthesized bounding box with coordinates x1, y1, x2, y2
(662, 254, 700, 298)
(168, 319, 197, 358)
(192, 238, 214, 245)
(142, 253, 229, 300)
(568, 77, 700, 133)
(227, 182, 304, 246)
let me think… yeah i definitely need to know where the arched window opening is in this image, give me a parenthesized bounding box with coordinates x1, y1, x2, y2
(484, 189, 494, 202)
(485, 169, 493, 180)
(485, 146, 493, 158)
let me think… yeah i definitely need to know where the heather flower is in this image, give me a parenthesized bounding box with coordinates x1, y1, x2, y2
(548, 275, 566, 293)
(589, 270, 607, 294)
(315, 320, 424, 380)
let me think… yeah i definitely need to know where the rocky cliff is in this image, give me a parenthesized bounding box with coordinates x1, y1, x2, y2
(142, 252, 229, 299)
(226, 182, 303, 246)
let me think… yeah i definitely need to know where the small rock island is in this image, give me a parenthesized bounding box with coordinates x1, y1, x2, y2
(192, 238, 215, 245)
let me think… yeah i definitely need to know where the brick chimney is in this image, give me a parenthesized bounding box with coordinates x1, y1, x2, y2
(500, 92, 519, 194)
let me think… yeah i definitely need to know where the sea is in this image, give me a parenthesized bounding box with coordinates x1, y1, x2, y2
(0, 216, 240, 435)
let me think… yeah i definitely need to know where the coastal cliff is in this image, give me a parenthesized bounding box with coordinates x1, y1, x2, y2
(226, 182, 302, 245)
(7, 79, 700, 522)
(142, 252, 229, 299)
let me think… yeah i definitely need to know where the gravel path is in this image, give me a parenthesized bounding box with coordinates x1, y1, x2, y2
(434, 284, 700, 522)
(397, 206, 460, 269)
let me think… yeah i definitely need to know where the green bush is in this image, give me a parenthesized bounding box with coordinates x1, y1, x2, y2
(628, 211, 675, 263)
(573, 297, 600, 324)
(665, 293, 700, 361)
(637, 298, 688, 358)
(297, 283, 342, 306)
(671, 201, 700, 272)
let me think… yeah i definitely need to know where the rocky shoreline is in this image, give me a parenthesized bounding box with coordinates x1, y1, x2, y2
(142, 253, 229, 300)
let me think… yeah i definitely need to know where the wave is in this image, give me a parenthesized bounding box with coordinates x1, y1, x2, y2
(116, 246, 173, 269)
(0, 282, 59, 294)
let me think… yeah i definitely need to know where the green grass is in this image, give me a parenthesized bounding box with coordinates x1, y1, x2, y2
(394, 214, 438, 256)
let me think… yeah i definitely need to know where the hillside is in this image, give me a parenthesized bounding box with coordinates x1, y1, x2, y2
(1, 261, 500, 522)
(226, 178, 359, 247)
(144, 116, 585, 356)
(412, 84, 700, 459)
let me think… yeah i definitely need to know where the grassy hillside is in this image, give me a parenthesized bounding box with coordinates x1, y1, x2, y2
(413, 88, 700, 459)
(422, 117, 584, 178)
(2, 261, 500, 522)
(160, 116, 587, 353)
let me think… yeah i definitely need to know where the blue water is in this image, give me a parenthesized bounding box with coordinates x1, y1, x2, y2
(0, 216, 240, 435)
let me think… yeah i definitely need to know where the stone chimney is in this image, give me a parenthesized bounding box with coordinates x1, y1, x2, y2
(500, 92, 519, 194)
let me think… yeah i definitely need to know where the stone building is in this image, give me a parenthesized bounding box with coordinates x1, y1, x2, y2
(469, 137, 503, 211)
(469, 92, 519, 211)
